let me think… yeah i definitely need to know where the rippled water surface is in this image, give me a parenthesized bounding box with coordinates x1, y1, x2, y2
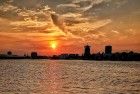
(0, 60, 140, 94)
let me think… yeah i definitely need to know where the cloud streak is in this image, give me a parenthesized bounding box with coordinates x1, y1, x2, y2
(0, 0, 140, 54)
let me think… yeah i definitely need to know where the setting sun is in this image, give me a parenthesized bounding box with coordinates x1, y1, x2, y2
(50, 41, 57, 50)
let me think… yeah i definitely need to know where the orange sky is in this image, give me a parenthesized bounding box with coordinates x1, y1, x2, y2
(0, 0, 140, 55)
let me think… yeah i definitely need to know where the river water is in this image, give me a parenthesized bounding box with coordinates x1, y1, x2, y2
(0, 60, 140, 94)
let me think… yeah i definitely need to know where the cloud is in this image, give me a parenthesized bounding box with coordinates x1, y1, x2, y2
(12, 0, 44, 8)
(0, 17, 14, 32)
(67, 19, 112, 33)
(0, 3, 17, 12)
(57, 3, 79, 8)
(111, 30, 119, 34)
(10, 20, 48, 32)
(0, 0, 14, 4)
(62, 13, 82, 18)
(51, 13, 66, 32)
(61, 13, 89, 26)
(55, 0, 110, 14)
(0, 0, 140, 44)
(73, 0, 94, 12)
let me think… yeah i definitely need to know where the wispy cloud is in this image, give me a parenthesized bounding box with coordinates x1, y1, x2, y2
(0, 0, 140, 54)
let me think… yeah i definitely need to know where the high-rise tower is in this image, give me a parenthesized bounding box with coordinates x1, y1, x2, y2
(105, 45, 112, 54)
(84, 45, 91, 58)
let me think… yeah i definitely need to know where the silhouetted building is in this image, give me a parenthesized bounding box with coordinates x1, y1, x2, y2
(84, 45, 91, 59)
(59, 54, 79, 59)
(0, 45, 140, 61)
(105, 45, 112, 54)
(31, 52, 38, 59)
(7, 51, 12, 56)
(59, 54, 69, 59)
(69, 54, 79, 59)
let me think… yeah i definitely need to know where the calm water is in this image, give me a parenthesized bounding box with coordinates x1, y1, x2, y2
(0, 60, 140, 94)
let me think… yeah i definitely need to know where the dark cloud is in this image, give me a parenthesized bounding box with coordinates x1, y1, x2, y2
(51, 13, 65, 32)
(11, 0, 44, 9)
(0, 0, 13, 5)
(85, 0, 140, 19)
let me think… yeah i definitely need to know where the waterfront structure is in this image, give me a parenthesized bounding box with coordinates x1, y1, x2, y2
(31, 52, 38, 59)
(84, 45, 91, 59)
(0, 45, 140, 61)
(105, 45, 112, 54)
(7, 51, 12, 56)
(59, 54, 69, 59)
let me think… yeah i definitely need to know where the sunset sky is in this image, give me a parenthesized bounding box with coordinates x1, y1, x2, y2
(0, 0, 140, 55)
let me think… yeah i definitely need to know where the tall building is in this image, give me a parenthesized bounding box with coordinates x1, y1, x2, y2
(84, 45, 91, 58)
(31, 52, 38, 59)
(105, 45, 112, 54)
(7, 51, 12, 56)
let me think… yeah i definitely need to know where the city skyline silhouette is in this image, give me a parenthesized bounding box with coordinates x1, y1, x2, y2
(0, 45, 139, 61)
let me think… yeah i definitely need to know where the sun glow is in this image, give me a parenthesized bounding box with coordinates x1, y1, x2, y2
(50, 41, 57, 50)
